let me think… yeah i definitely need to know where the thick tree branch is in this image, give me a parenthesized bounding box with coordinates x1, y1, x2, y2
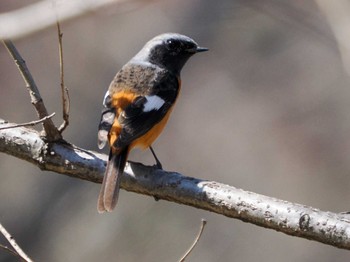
(1, 122, 350, 250)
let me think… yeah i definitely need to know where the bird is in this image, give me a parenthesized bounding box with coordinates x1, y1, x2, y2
(97, 33, 208, 213)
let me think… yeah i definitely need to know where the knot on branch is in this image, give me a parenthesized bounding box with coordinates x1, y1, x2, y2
(299, 213, 311, 231)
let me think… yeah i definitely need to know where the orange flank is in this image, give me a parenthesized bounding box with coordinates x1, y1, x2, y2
(130, 107, 173, 149)
(111, 90, 138, 115)
(108, 90, 173, 153)
(109, 90, 137, 153)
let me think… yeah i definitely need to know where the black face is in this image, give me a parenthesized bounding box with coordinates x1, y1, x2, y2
(148, 38, 199, 75)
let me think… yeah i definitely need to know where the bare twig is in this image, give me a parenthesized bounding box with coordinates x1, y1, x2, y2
(0, 244, 27, 261)
(0, 0, 144, 40)
(2, 40, 61, 141)
(0, 113, 55, 130)
(1, 124, 350, 250)
(239, 0, 337, 50)
(180, 219, 207, 262)
(0, 223, 33, 262)
(56, 21, 70, 133)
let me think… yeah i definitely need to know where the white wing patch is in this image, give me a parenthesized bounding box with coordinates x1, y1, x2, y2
(103, 91, 110, 107)
(143, 95, 165, 112)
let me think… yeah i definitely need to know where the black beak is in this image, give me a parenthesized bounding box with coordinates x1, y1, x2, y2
(196, 46, 209, 52)
(186, 46, 209, 54)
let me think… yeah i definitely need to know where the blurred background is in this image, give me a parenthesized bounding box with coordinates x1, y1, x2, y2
(1, 0, 350, 261)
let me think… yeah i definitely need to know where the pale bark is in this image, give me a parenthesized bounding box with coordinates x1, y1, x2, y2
(1, 121, 350, 250)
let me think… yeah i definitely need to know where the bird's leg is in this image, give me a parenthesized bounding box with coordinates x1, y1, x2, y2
(149, 146, 162, 169)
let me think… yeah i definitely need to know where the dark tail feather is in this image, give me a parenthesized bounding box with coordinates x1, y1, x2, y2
(97, 147, 129, 213)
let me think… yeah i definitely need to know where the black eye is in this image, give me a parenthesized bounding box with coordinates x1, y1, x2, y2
(166, 39, 181, 50)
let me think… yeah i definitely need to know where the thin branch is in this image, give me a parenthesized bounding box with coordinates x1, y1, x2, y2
(315, 0, 350, 78)
(239, 0, 337, 50)
(0, 244, 27, 261)
(180, 219, 207, 262)
(0, 113, 55, 130)
(0, 0, 144, 40)
(2, 40, 61, 141)
(56, 21, 70, 133)
(0, 223, 33, 262)
(1, 123, 350, 250)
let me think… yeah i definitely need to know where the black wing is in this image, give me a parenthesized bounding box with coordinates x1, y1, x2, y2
(114, 74, 179, 149)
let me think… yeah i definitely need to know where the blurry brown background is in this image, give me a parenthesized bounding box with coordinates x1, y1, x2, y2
(1, 0, 350, 261)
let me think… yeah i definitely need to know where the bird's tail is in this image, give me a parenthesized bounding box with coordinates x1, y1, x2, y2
(97, 147, 129, 213)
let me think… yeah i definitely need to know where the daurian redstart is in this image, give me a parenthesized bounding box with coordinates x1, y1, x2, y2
(97, 33, 208, 213)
